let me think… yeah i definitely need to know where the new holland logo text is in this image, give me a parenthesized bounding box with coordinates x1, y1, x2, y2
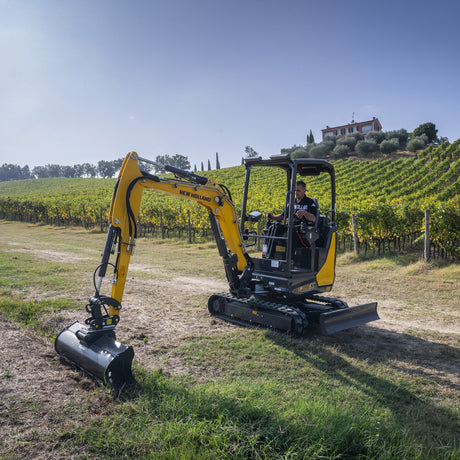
(179, 190, 212, 202)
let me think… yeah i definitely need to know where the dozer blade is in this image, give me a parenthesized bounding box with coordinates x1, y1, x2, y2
(55, 322, 134, 389)
(318, 302, 379, 335)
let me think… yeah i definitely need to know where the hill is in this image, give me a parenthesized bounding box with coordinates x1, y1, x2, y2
(0, 141, 459, 258)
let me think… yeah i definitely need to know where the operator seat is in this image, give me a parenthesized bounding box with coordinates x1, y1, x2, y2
(293, 199, 321, 270)
(300, 198, 320, 246)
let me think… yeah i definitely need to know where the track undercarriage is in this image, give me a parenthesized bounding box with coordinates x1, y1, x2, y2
(208, 292, 379, 336)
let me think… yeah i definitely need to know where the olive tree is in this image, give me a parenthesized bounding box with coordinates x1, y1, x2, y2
(412, 122, 438, 144)
(407, 135, 428, 152)
(332, 144, 350, 159)
(380, 138, 399, 154)
(366, 131, 386, 144)
(309, 140, 334, 158)
(355, 140, 378, 157)
(337, 134, 358, 150)
(386, 129, 408, 149)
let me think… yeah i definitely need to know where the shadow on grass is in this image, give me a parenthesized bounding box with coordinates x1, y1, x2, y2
(267, 325, 459, 454)
(319, 324, 459, 391)
(76, 324, 460, 459)
(78, 366, 413, 459)
(78, 371, 347, 458)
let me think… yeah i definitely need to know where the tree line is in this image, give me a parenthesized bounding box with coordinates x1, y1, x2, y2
(143, 153, 223, 174)
(0, 121, 448, 182)
(0, 152, 226, 182)
(192, 152, 221, 173)
(0, 158, 125, 182)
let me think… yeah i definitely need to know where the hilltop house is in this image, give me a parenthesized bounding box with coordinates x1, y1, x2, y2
(322, 117, 382, 140)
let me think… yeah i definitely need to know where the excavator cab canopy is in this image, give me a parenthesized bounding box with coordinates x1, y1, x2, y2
(242, 154, 336, 222)
(240, 155, 337, 297)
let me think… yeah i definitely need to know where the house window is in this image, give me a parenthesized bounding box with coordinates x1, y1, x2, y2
(348, 127, 353, 133)
(361, 124, 372, 133)
(324, 132, 333, 137)
(336, 129, 342, 135)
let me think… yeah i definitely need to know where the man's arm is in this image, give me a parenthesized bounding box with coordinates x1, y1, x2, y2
(295, 209, 316, 223)
(267, 212, 283, 222)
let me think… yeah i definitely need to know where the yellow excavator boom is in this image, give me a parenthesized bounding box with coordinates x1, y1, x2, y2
(105, 152, 250, 318)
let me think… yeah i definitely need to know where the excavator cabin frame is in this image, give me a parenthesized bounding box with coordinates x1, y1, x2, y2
(240, 155, 337, 297)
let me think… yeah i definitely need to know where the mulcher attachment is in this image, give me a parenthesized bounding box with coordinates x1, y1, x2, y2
(55, 321, 134, 389)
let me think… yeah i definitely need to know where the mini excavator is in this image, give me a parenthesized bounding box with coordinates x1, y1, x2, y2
(55, 152, 378, 388)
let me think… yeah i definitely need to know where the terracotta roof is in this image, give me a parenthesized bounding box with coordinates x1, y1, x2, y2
(322, 118, 381, 132)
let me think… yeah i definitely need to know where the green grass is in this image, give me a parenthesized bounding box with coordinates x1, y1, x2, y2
(130, 239, 224, 278)
(0, 250, 70, 291)
(68, 348, 457, 459)
(0, 292, 79, 338)
(0, 222, 459, 459)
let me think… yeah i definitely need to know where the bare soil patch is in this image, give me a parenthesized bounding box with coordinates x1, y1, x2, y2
(7, 240, 93, 263)
(103, 275, 231, 375)
(0, 317, 108, 459)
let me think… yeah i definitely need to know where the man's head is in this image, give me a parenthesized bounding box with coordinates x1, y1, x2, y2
(295, 180, 306, 201)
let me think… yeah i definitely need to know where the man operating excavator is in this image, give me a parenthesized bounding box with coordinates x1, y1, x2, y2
(267, 180, 317, 226)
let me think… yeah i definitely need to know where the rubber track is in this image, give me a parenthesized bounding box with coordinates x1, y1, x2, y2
(304, 294, 349, 310)
(209, 292, 308, 335)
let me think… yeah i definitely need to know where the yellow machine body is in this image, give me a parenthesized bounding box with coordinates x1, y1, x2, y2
(55, 152, 378, 388)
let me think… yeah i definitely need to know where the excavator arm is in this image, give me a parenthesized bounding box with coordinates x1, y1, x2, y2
(92, 152, 253, 327)
(55, 152, 253, 387)
(108, 152, 251, 306)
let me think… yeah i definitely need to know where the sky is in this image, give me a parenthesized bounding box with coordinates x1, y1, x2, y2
(1, 0, 459, 170)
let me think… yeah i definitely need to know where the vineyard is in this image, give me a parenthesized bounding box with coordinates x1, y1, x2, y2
(1, 140, 459, 259)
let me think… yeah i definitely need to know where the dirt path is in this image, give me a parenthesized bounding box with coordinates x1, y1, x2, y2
(0, 317, 101, 459)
